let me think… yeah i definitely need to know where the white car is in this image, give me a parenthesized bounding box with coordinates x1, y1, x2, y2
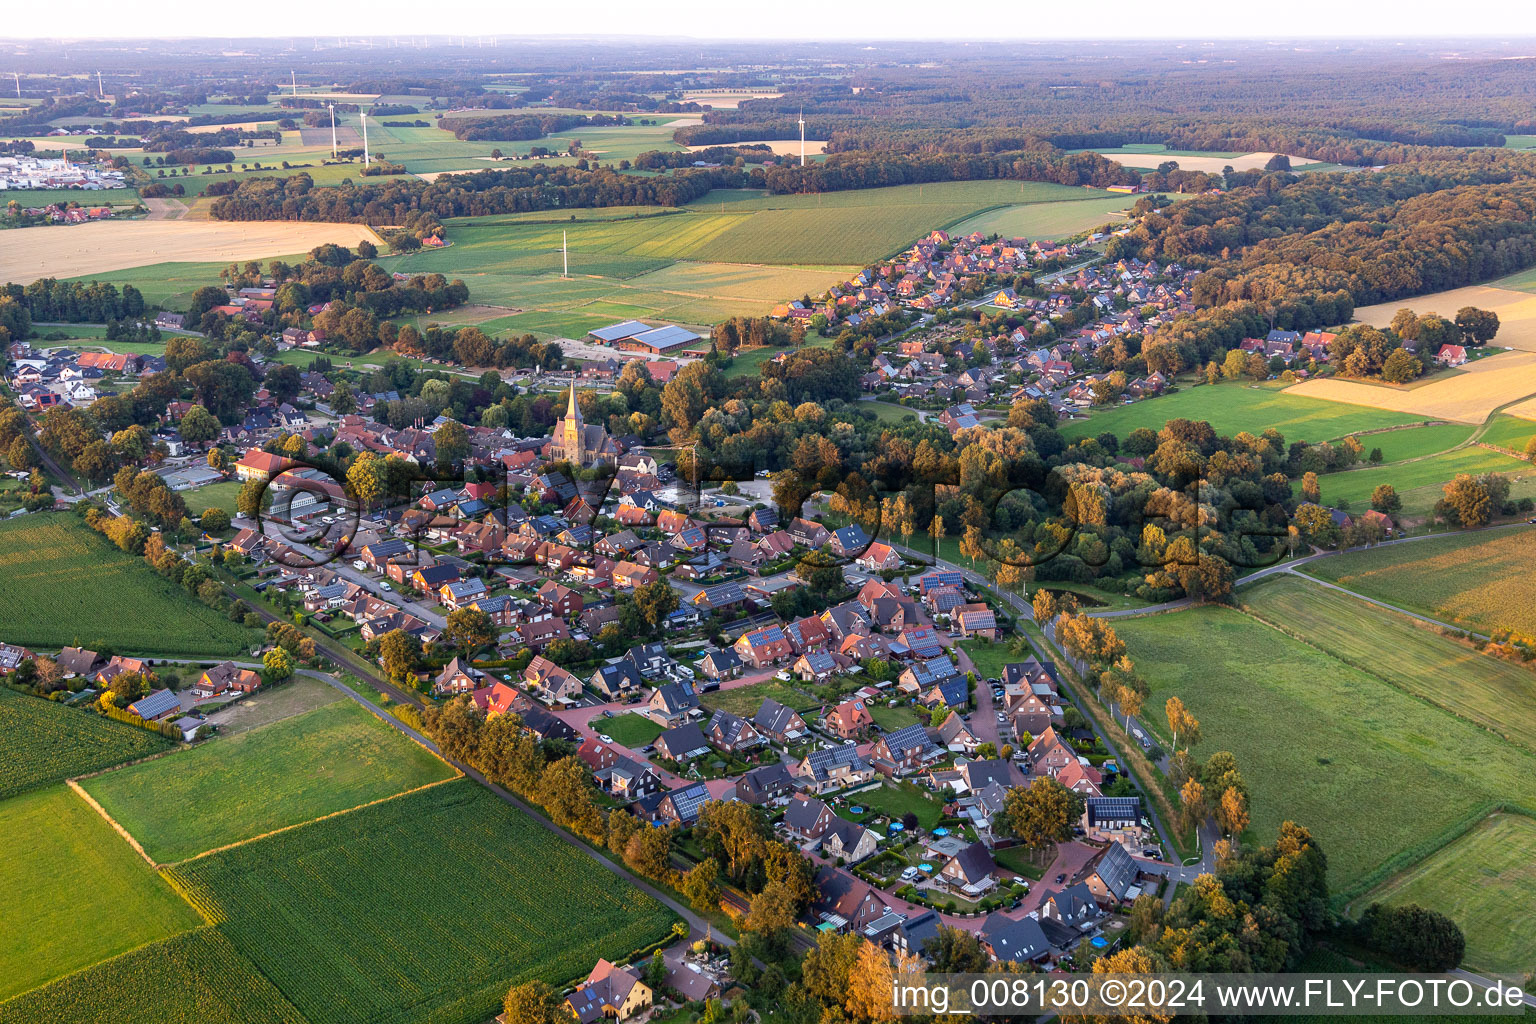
(599, 734, 614, 743)
(379, 582, 393, 592)
(352, 560, 368, 571)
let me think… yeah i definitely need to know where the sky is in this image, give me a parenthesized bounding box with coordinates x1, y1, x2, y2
(3, 0, 1535, 41)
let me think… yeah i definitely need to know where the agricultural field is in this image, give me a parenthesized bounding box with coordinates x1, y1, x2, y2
(59, 257, 290, 310)
(0, 513, 256, 656)
(1303, 526, 1536, 638)
(1244, 575, 1536, 753)
(1354, 282, 1536, 351)
(1087, 150, 1321, 174)
(1114, 600, 1536, 893)
(948, 194, 1140, 239)
(1059, 381, 1424, 443)
(1287, 350, 1536, 423)
(4, 187, 140, 208)
(0, 785, 203, 1001)
(0, 218, 380, 282)
(83, 700, 457, 863)
(0, 688, 170, 800)
(1360, 813, 1536, 980)
(1315, 445, 1534, 517)
(200, 675, 342, 734)
(164, 780, 679, 1024)
(0, 929, 308, 1024)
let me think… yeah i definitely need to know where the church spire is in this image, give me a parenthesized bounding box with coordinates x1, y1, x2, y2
(563, 382, 583, 450)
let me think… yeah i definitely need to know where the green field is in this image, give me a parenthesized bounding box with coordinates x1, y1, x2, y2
(4, 187, 140, 208)
(62, 256, 309, 310)
(84, 701, 457, 863)
(1351, 422, 1476, 462)
(0, 928, 308, 1024)
(182, 480, 244, 517)
(1361, 813, 1536, 980)
(1317, 446, 1533, 516)
(1114, 595, 1536, 892)
(165, 780, 679, 1024)
(0, 688, 170, 800)
(1478, 412, 1536, 452)
(948, 195, 1138, 239)
(380, 180, 1124, 338)
(1246, 575, 1536, 753)
(0, 513, 256, 656)
(0, 785, 203, 1001)
(1303, 526, 1536, 638)
(601, 711, 665, 747)
(859, 399, 922, 424)
(1060, 382, 1425, 444)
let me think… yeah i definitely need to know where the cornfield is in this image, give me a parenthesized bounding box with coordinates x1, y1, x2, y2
(164, 780, 678, 1024)
(0, 929, 307, 1024)
(0, 688, 169, 800)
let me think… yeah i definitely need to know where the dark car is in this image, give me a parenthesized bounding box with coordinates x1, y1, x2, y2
(1054, 873, 1067, 884)
(1142, 849, 1160, 859)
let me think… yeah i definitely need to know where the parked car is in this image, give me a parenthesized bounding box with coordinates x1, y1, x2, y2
(379, 581, 393, 592)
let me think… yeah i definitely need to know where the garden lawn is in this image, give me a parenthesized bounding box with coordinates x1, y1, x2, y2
(82, 701, 456, 863)
(0, 512, 256, 656)
(1244, 575, 1536, 754)
(0, 929, 308, 1024)
(164, 780, 679, 1024)
(601, 712, 665, 747)
(1315, 446, 1533, 517)
(0, 785, 203, 1001)
(1113, 603, 1536, 895)
(1302, 526, 1536, 638)
(1061, 382, 1424, 444)
(0, 688, 170, 800)
(848, 782, 946, 829)
(1361, 813, 1536, 981)
(869, 702, 925, 732)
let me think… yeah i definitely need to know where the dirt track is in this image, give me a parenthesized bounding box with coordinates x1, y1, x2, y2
(0, 219, 383, 280)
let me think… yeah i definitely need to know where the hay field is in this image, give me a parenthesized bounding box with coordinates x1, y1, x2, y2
(1352, 284, 1536, 352)
(679, 90, 783, 108)
(1284, 350, 1536, 423)
(1093, 150, 1320, 174)
(0, 219, 381, 281)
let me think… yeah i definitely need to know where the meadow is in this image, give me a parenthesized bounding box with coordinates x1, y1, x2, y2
(59, 257, 298, 310)
(0, 514, 256, 656)
(1478, 412, 1536, 453)
(0, 785, 203, 1001)
(164, 780, 679, 1024)
(1348, 422, 1474, 462)
(1244, 575, 1536, 753)
(0, 688, 170, 800)
(1361, 813, 1536, 980)
(0, 929, 308, 1024)
(701, 680, 818, 718)
(1058, 381, 1424, 443)
(84, 700, 457, 863)
(1303, 526, 1536, 638)
(181, 480, 244, 517)
(1114, 599, 1536, 893)
(601, 711, 665, 747)
(1315, 445, 1533, 517)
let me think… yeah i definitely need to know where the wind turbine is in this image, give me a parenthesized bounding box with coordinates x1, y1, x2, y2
(12, 73, 19, 100)
(291, 70, 298, 97)
(96, 70, 104, 97)
(360, 108, 369, 165)
(798, 109, 806, 167)
(562, 231, 569, 278)
(328, 102, 337, 158)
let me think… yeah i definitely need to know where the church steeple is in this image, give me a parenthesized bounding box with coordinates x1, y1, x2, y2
(563, 383, 583, 449)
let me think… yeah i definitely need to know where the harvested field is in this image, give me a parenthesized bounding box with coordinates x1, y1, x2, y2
(679, 91, 783, 108)
(0, 220, 381, 281)
(298, 126, 362, 146)
(1093, 150, 1320, 174)
(1283, 350, 1536, 423)
(1352, 284, 1536, 352)
(686, 139, 827, 155)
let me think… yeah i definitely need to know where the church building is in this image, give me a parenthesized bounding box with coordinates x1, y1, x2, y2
(547, 385, 618, 468)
